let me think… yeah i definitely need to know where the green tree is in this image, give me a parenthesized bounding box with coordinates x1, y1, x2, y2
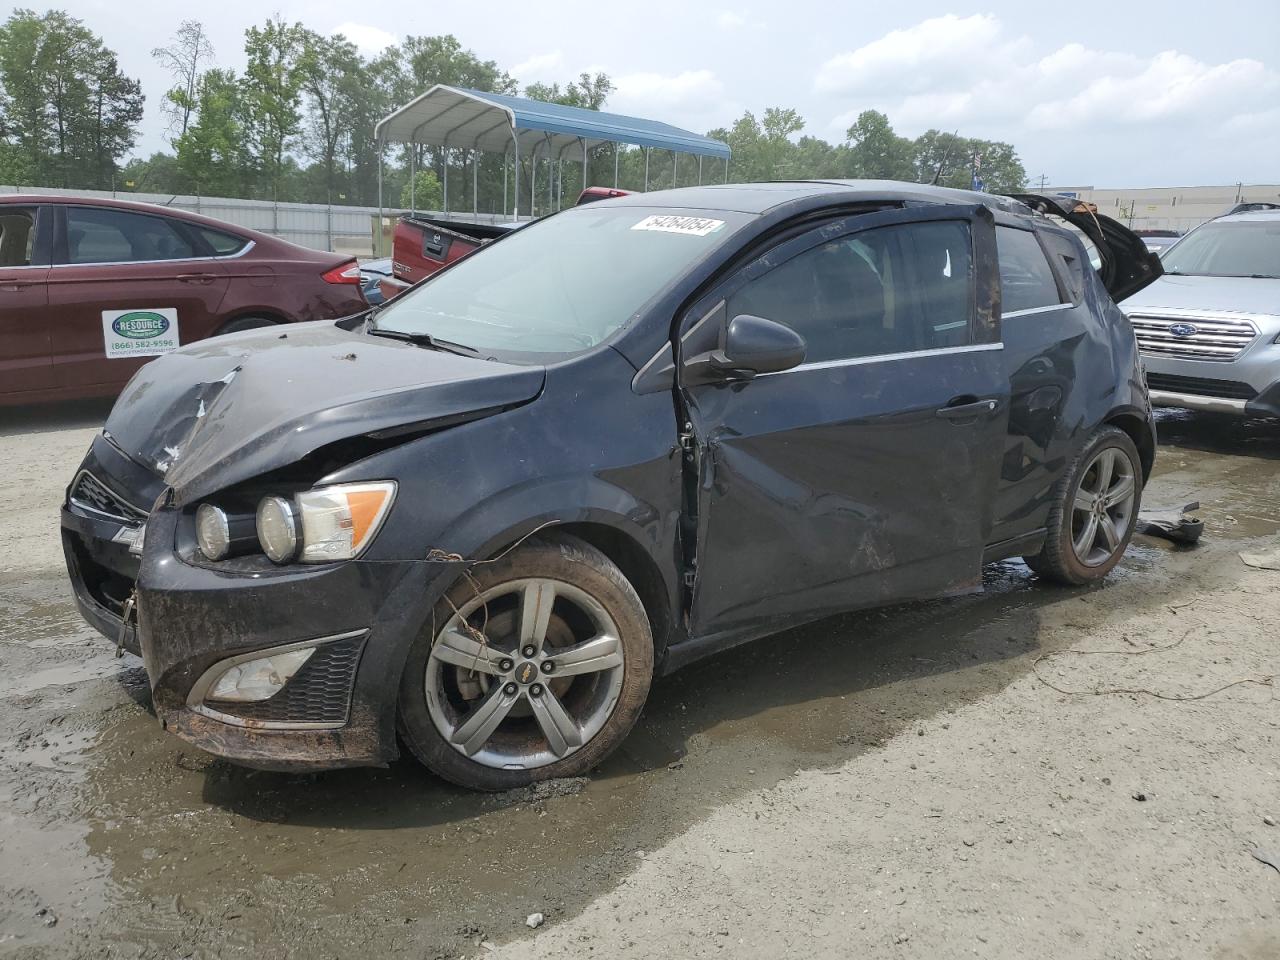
(152, 20, 213, 148)
(297, 30, 370, 203)
(0, 9, 142, 188)
(400, 169, 442, 209)
(844, 110, 915, 180)
(242, 17, 306, 200)
(710, 107, 804, 182)
(176, 68, 252, 196)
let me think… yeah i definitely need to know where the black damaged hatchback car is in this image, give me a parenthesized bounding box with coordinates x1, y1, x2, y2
(62, 181, 1161, 790)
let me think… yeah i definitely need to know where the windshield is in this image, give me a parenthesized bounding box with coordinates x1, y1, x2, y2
(372, 205, 750, 360)
(1160, 221, 1280, 278)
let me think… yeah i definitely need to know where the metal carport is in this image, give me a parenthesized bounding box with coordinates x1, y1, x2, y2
(374, 85, 732, 221)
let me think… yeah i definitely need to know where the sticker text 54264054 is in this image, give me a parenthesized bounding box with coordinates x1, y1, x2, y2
(102, 308, 180, 359)
(631, 215, 726, 237)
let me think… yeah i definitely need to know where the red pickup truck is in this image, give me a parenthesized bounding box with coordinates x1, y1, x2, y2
(379, 187, 631, 302)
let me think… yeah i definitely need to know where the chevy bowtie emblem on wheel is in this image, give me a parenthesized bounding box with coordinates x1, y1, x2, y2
(517, 662, 538, 684)
(1167, 322, 1198, 338)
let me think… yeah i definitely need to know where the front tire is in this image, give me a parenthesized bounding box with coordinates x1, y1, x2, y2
(1024, 426, 1143, 585)
(397, 534, 653, 791)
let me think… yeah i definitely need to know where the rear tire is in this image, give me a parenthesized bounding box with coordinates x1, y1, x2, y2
(397, 534, 653, 791)
(1023, 425, 1143, 585)
(216, 316, 276, 336)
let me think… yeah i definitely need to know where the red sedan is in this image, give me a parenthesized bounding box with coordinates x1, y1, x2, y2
(0, 195, 368, 405)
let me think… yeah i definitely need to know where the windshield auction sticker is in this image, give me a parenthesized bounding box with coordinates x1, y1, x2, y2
(102, 308, 180, 359)
(631, 215, 726, 237)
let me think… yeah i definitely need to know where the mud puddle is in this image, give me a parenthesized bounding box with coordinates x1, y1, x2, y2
(2, 407, 1278, 958)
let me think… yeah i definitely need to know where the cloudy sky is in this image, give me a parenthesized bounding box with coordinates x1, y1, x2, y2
(64, 0, 1279, 187)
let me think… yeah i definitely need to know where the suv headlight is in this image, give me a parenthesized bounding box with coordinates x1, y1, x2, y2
(258, 481, 396, 564)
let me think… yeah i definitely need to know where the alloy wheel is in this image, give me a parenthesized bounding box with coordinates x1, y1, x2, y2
(1070, 447, 1137, 567)
(424, 578, 626, 769)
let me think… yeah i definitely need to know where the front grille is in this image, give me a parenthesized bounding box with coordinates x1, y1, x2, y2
(207, 633, 367, 726)
(70, 471, 147, 523)
(1145, 372, 1258, 401)
(1130, 313, 1258, 362)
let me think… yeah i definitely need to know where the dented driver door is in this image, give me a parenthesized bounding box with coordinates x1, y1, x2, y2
(679, 205, 1010, 640)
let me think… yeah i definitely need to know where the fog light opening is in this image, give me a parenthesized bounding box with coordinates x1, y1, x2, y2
(207, 648, 315, 702)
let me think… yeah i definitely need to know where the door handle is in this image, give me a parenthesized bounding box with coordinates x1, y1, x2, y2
(176, 273, 217, 284)
(0, 279, 35, 291)
(936, 397, 1000, 420)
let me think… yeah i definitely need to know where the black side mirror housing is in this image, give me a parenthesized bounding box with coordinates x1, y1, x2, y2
(683, 314, 807, 385)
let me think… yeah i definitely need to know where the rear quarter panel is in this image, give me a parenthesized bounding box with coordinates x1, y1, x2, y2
(990, 228, 1149, 544)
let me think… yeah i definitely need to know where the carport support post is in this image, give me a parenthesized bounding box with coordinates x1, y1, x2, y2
(644, 147, 650, 191)
(673, 151, 678, 188)
(376, 140, 383, 255)
(698, 156, 703, 185)
(724, 157, 730, 183)
(511, 128, 521, 220)
(502, 150, 508, 218)
(442, 138, 449, 214)
(472, 149, 478, 216)
(409, 140, 416, 215)
(582, 138, 588, 196)
(614, 146, 619, 188)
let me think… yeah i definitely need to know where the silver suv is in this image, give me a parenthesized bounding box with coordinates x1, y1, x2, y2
(1122, 205, 1280, 417)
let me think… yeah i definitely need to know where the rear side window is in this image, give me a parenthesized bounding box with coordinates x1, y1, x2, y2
(997, 226, 1066, 314)
(0, 207, 37, 266)
(65, 207, 196, 264)
(726, 219, 975, 363)
(196, 226, 248, 256)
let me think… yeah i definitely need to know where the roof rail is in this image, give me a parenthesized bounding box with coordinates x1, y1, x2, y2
(1224, 201, 1280, 216)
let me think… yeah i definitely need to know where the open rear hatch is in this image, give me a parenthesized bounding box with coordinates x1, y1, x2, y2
(1008, 193, 1163, 302)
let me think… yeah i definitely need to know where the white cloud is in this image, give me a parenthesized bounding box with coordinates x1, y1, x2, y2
(818, 14, 1280, 152)
(333, 22, 397, 56)
(512, 51, 565, 79)
(613, 69, 725, 109)
(717, 11, 746, 28)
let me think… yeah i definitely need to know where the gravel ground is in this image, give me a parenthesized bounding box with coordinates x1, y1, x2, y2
(1, 401, 1277, 960)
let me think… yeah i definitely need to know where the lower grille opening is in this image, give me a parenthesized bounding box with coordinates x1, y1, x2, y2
(1145, 372, 1258, 401)
(205, 633, 367, 726)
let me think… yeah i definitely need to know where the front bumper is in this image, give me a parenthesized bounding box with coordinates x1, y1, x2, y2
(1146, 375, 1280, 417)
(62, 454, 444, 771)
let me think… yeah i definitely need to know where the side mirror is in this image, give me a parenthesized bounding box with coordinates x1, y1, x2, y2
(683, 314, 806, 385)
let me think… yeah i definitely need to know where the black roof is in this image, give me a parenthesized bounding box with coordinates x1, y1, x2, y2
(603, 179, 1031, 216)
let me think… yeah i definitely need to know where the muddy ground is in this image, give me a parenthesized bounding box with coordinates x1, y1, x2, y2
(1, 402, 1277, 960)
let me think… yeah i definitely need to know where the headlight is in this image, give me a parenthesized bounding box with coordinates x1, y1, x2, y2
(208, 648, 314, 701)
(296, 481, 397, 563)
(195, 504, 231, 560)
(256, 496, 298, 563)
(254, 482, 396, 565)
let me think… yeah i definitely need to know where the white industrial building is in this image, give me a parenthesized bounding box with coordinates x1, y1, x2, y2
(1046, 183, 1280, 234)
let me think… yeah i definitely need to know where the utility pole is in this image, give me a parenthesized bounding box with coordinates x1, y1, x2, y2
(1035, 173, 1049, 191)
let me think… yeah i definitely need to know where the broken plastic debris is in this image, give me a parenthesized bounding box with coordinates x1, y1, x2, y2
(1240, 547, 1280, 571)
(1137, 502, 1203, 545)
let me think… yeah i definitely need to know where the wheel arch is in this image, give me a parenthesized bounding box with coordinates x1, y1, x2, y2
(1103, 407, 1155, 481)
(215, 309, 287, 335)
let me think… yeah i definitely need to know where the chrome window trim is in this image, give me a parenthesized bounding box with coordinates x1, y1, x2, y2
(1003, 303, 1070, 319)
(756, 342, 1003, 378)
(48, 239, 257, 270)
(186, 629, 368, 731)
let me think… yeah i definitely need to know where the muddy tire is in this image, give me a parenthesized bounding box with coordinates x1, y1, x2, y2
(397, 534, 653, 791)
(216, 316, 276, 336)
(1024, 425, 1143, 585)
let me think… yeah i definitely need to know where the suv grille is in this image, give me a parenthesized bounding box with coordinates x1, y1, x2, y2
(70, 471, 147, 523)
(1130, 313, 1257, 362)
(1145, 372, 1258, 401)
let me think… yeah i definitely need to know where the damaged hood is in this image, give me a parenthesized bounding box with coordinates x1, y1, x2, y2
(105, 320, 545, 504)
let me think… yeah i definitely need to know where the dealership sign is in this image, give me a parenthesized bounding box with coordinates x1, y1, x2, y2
(102, 308, 181, 358)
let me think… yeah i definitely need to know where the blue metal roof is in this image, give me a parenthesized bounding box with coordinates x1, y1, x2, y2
(375, 85, 730, 160)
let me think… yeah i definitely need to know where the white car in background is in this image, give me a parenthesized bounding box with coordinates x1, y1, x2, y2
(1123, 204, 1280, 417)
